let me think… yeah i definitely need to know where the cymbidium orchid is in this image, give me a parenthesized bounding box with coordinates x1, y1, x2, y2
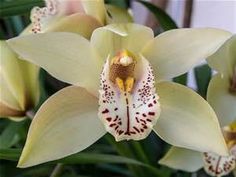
(8, 23, 232, 168)
(159, 35, 236, 177)
(28, 0, 132, 38)
(159, 123, 236, 177)
(0, 41, 40, 120)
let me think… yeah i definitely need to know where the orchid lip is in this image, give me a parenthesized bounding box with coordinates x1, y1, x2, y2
(203, 151, 236, 177)
(98, 50, 161, 141)
(31, 0, 59, 33)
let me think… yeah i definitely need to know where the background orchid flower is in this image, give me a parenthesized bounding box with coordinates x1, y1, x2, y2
(29, 0, 132, 38)
(7, 23, 232, 168)
(159, 122, 236, 177)
(0, 41, 40, 120)
(207, 35, 236, 127)
(159, 35, 236, 177)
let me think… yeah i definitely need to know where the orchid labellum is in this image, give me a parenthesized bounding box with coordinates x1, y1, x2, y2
(29, 0, 132, 38)
(159, 35, 236, 177)
(8, 23, 232, 168)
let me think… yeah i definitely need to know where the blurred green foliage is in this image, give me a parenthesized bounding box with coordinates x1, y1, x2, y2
(0, 0, 233, 177)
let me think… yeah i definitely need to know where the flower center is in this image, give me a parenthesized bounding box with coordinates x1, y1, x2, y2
(98, 50, 160, 141)
(229, 66, 236, 94)
(109, 50, 136, 93)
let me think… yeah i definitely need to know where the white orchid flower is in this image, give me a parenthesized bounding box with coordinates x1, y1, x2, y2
(7, 23, 231, 168)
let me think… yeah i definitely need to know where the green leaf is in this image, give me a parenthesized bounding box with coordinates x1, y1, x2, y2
(173, 73, 188, 85)
(0, 148, 162, 175)
(0, 121, 25, 149)
(137, 0, 178, 31)
(59, 153, 145, 165)
(105, 0, 130, 8)
(194, 64, 212, 97)
(0, 148, 21, 161)
(0, 0, 44, 17)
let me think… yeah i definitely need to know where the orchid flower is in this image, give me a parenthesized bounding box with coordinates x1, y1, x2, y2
(29, 0, 132, 38)
(159, 35, 236, 177)
(0, 41, 40, 120)
(7, 23, 232, 168)
(207, 35, 236, 127)
(159, 123, 236, 177)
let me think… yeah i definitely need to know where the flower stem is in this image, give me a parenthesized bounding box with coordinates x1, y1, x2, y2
(50, 163, 64, 177)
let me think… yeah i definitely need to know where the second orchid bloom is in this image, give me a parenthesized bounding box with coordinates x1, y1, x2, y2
(8, 23, 232, 168)
(159, 35, 236, 177)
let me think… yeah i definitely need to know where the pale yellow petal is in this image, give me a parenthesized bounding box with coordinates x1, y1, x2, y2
(7, 33, 102, 96)
(207, 35, 236, 77)
(207, 74, 236, 127)
(0, 72, 20, 111)
(91, 23, 154, 60)
(159, 147, 203, 172)
(0, 102, 25, 117)
(18, 60, 40, 108)
(81, 0, 106, 25)
(153, 82, 228, 156)
(18, 86, 106, 168)
(105, 5, 133, 24)
(0, 41, 26, 109)
(142, 28, 232, 81)
(45, 13, 102, 39)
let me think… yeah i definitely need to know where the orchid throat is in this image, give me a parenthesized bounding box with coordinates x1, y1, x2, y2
(109, 50, 136, 93)
(98, 50, 161, 141)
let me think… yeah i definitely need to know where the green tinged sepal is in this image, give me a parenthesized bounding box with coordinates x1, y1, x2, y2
(0, 41, 40, 119)
(207, 35, 236, 127)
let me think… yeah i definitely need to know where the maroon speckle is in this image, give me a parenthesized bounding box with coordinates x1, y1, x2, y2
(106, 117, 112, 122)
(133, 126, 140, 133)
(148, 112, 155, 116)
(109, 123, 116, 127)
(102, 109, 109, 114)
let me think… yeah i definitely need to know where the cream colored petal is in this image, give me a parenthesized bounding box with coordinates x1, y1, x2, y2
(91, 23, 154, 60)
(0, 102, 25, 117)
(153, 82, 228, 156)
(159, 147, 203, 172)
(141, 28, 232, 81)
(45, 13, 102, 39)
(0, 41, 26, 110)
(81, 0, 106, 25)
(0, 72, 19, 110)
(105, 5, 133, 24)
(57, 0, 85, 15)
(18, 86, 106, 168)
(7, 32, 102, 96)
(18, 60, 40, 108)
(207, 35, 236, 77)
(207, 74, 236, 127)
